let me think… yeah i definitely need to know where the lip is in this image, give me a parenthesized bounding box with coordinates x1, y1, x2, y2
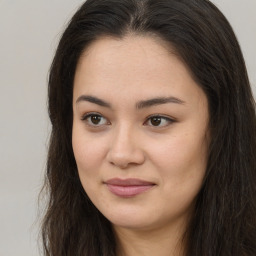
(104, 178, 156, 198)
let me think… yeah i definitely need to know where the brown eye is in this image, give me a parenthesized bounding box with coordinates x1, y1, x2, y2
(150, 117, 162, 126)
(145, 115, 174, 127)
(90, 115, 103, 125)
(82, 113, 109, 126)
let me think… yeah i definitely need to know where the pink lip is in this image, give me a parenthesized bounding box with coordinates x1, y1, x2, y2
(104, 178, 155, 198)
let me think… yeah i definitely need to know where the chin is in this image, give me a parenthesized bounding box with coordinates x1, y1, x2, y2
(102, 207, 161, 231)
(111, 218, 155, 230)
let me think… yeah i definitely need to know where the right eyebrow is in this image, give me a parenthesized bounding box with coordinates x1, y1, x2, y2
(75, 95, 112, 108)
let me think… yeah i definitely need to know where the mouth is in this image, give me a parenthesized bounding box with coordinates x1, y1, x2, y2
(104, 178, 156, 198)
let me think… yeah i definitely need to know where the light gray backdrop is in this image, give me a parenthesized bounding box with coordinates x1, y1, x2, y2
(0, 1, 255, 255)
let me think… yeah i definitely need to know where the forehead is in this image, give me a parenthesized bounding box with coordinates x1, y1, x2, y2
(76, 35, 175, 80)
(73, 35, 206, 107)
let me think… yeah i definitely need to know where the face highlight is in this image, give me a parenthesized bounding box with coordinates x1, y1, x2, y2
(72, 36, 209, 233)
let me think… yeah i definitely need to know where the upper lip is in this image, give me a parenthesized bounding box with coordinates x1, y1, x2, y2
(104, 178, 155, 186)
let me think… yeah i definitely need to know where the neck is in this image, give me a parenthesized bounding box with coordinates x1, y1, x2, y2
(113, 219, 188, 256)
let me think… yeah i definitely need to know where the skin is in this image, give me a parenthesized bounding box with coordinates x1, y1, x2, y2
(72, 35, 209, 256)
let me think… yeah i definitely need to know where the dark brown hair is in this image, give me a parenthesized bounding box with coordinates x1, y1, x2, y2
(41, 0, 256, 255)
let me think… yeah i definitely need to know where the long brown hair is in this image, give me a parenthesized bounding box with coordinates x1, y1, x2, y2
(41, 0, 256, 255)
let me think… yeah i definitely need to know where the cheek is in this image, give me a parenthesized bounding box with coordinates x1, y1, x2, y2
(149, 130, 208, 184)
(151, 133, 208, 212)
(72, 130, 108, 203)
(72, 127, 108, 179)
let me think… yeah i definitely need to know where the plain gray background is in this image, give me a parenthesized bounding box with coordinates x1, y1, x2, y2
(0, 1, 255, 255)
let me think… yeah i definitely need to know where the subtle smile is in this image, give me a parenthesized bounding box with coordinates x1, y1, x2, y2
(104, 178, 156, 198)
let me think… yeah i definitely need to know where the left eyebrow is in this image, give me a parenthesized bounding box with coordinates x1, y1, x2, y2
(136, 96, 185, 109)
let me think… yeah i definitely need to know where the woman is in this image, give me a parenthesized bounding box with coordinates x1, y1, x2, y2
(41, 0, 256, 255)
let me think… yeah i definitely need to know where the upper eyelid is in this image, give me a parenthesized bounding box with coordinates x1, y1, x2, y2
(81, 112, 104, 119)
(145, 114, 176, 121)
(80, 112, 175, 118)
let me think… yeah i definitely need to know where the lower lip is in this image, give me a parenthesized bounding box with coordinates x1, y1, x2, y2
(106, 184, 154, 198)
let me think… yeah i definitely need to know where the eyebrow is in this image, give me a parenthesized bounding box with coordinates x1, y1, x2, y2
(136, 96, 185, 109)
(76, 95, 185, 109)
(76, 95, 111, 108)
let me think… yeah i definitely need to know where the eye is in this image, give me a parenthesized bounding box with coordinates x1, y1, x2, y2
(81, 113, 109, 126)
(144, 115, 175, 127)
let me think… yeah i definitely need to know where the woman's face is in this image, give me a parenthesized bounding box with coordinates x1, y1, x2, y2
(72, 35, 209, 231)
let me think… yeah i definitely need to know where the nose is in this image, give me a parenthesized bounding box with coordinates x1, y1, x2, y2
(106, 124, 145, 169)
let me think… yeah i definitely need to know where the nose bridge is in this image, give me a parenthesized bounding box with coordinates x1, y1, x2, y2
(110, 122, 138, 161)
(107, 121, 144, 168)
(113, 122, 134, 150)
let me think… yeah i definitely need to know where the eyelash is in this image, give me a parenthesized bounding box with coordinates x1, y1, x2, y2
(81, 113, 176, 128)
